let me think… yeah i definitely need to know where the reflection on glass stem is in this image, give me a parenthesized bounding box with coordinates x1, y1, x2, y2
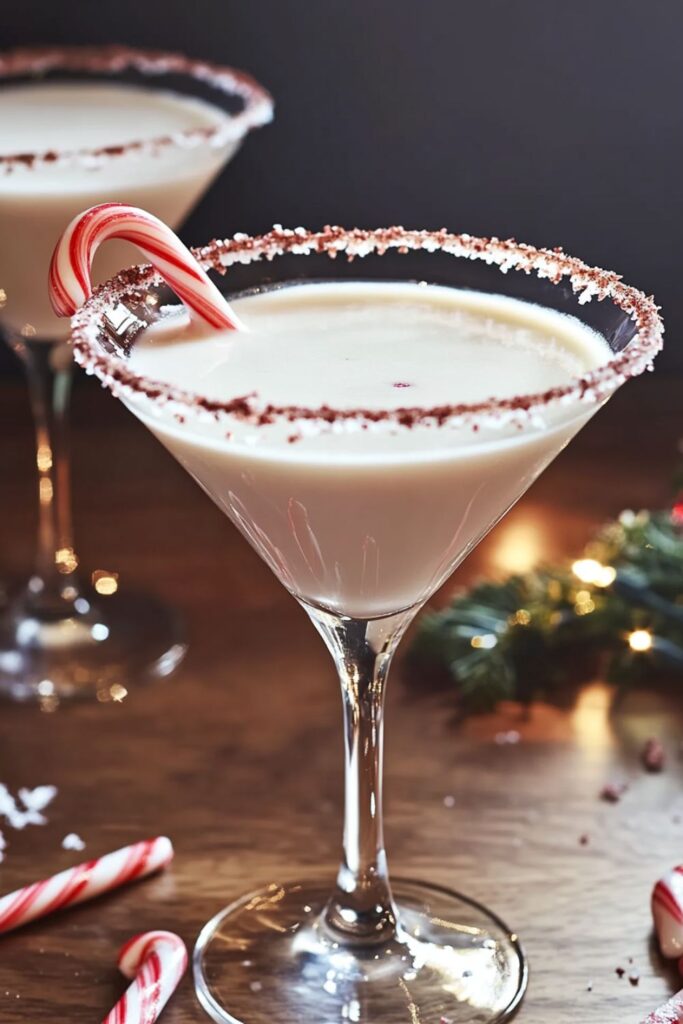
(306, 603, 416, 946)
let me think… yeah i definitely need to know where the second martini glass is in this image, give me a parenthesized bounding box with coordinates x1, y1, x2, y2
(69, 225, 663, 1022)
(0, 47, 273, 701)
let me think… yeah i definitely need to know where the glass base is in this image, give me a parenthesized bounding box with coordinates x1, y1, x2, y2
(194, 878, 527, 1024)
(0, 585, 187, 702)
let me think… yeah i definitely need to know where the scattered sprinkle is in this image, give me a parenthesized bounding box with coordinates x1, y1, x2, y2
(579, 833, 590, 846)
(586, 981, 593, 992)
(615, 966, 625, 978)
(18, 785, 58, 815)
(628, 971, 640, 987)
(642, 738, 666, 773)
(0, 784, 57, 830)
(443, 795, 456, 809)
(599, 781, 628, 803)
(61, 833, 86, 852)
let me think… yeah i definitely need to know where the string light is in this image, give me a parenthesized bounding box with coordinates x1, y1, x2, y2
(509, 609, 531, 626)
(629, 629, 653, 653)
(92, 570, 119, 595)
(470, 634, 497, 650)
(572, 558, 617, 588)
(574, 590, 596, 615)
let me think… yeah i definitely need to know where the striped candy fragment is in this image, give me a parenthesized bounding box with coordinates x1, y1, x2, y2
(0, 836, 173, 934)
(641, 987, 683, 1023)
(102, 930, 187, 1024)
(653, 866, 683, 958)
(49, 203, 243, 330)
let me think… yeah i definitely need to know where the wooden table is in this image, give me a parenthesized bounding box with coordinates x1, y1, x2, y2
(0, 372, 681, 1023)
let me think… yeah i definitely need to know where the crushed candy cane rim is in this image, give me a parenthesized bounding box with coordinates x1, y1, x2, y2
(0, 46, 273, 174)
(69, 225, 664, 434)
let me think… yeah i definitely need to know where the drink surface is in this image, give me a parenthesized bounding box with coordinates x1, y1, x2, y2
(0, 82, 237, 337)
(131, 281, 610, 446)
(0, 82, 230, 191)
(127, 282, 612, 616)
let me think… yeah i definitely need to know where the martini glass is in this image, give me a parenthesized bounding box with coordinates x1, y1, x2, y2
(0, 47, 273, 701)
(70, 227, 663, 1023)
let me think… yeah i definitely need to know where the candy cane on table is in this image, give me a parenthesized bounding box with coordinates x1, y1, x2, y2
(0, 836, 173, 934)
(653, 866, 683, 958)
(102, 930, 187, 1024)
(49, 203, 244, 330)
(641, 987, 683, 1023)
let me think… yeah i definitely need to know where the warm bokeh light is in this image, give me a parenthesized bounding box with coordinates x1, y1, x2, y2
(570, 681, 613, 750)
(509, 609, 531, 627)
(36, 443, 53, 472)
(471, 633, 498, 650)
(628, 629, 653, 652)
(492, 518, 546, 574)
(39, 478, 53, 504)
(572, 558, 616, 588)
(92, 570, 119, 595)
(574, 589, 595, 616)
(55, 547, 78, 574)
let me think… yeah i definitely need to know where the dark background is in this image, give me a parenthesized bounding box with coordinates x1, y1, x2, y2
(1, 0, 681, 371)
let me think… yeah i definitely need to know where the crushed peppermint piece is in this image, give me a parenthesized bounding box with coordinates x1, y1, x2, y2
(18, 785, 58, 815)
(600, 781, 628, 803)
(641, 987, 683, 1023)
(642, 738, 666, 773)
(0, 783, 57, 830)
(61, 833, 86, 852)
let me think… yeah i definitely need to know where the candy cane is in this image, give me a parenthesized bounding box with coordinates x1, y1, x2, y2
(49, 203, 244, 330)
(102, 931, 187, 1024)
(653, 866, 683, 958)
(0, 836, 173, 934)
(641, 987, 683, 1023)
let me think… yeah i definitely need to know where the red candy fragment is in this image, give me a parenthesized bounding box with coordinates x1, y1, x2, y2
(642, 738, 666, 773)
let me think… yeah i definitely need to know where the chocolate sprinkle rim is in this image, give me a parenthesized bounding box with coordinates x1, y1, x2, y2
(0, 46, 273, 173)
(69, 225, 664, 434)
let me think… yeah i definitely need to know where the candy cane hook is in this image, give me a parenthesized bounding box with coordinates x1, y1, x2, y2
(102, 930, 187, 1024)
(49, 203, 243, 330)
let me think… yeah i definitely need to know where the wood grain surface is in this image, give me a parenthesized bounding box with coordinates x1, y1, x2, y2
(0, 372, 681, 1023)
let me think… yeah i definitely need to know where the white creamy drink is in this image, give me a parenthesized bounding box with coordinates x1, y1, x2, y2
(128, 282, 612, 618)
(0, 82, 239, 337)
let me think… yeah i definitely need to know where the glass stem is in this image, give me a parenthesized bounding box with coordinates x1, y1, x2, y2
(12, 337, 80, 609)
(306, 603, 416, 946)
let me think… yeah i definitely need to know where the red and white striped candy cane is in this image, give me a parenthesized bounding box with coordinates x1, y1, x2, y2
(49, 203, 244, 330)
(641, 987, 683, 1023)
(0, 836, 173, 934)
(653, 866, 683, 958)
(102, 930, 187, 1024)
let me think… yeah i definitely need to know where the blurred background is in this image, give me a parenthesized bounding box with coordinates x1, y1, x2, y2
(1, 0, 681, 372)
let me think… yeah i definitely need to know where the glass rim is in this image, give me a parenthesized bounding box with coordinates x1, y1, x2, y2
(69, 225, 665, 433)
(0, 45, 274, 173)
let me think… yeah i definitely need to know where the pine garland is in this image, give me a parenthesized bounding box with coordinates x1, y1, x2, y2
(411, 507, 683, 713)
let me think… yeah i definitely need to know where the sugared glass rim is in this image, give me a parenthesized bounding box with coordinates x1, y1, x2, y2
(70, 225, 664, 433)
(0, 45, 273, 173)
